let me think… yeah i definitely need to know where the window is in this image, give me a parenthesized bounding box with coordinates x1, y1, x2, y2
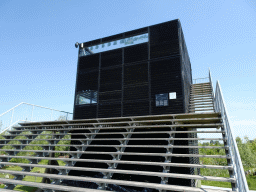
(76, 90, 98, 105)
(155, 93, 169, 107)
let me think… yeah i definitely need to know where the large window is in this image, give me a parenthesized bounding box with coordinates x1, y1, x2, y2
(76, 90, 98, 105)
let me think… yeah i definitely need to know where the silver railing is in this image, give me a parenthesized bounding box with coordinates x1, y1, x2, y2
(214, 81, 249, 192)
(192, 77, 209, 84)
(0, 102, 73, 134)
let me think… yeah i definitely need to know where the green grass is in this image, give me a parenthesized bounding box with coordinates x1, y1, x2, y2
(198, 143, 256, 190)
(0, 158, 66, 191)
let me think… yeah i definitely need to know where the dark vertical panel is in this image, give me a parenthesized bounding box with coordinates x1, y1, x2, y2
(101, 49, 122, 68)
(150, 58, 183, 115)
(124, 63, 148, 86)
(124, 43, 148, 64)
(99, 67, 122, 92)
(78, 54, 99, 71)
(123, 101, 150, 117)
(149, 20, 180, 59)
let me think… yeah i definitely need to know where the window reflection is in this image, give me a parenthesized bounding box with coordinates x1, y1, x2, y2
(76, 90, 98, 105)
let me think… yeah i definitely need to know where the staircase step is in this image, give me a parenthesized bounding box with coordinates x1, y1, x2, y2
(0, 144, 227, 149)
(189, 97, 213, 102)
(0, 169, 236, 184)
(0, 149, 230, 158)
(15, 112, 220, 126)
(0, 159, 233, 170)
(0, 178, 108, 192)
(192, 82, 211, 86)
(0, 189, 21, 192)
(190, 109, 215, 112)
(189, 103, 214, 106)
(190, 100, 213, 103)
(189, 106, 214, 109)
(191, 89, 212, 92)
(190, 95, 212, 98)
(0, 177, 235, 192)
(190, 94, 212, 97)
(6, 123, 223, 135)
(6, 130, 225, 139)
(191, 87, 211, 90)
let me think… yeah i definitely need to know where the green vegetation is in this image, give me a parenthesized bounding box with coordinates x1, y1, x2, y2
(199, 137, 256, 190)
(0, 131, 69, 191)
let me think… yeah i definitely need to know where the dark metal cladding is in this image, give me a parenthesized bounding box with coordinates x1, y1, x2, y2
(73, 19, 191, 119)
(71, 19, 195, 191)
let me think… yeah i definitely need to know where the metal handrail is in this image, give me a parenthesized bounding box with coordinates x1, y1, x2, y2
(193, 77, 209, 84)
(0, 119, 30, 134)
(0, 102, 73, 134)
(208, 69, 216, 112)
(0, 102, 72, 117)
(214, 80, 249, 192)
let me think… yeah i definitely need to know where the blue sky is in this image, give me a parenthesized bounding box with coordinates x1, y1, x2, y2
(1, 0, 256, 139)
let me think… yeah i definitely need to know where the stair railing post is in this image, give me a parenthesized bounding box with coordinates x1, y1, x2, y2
(51, 109, 53, 121)
(31, 105, 34, 122)
(10, 109, 14, 127)
(208, 68, 215, 112)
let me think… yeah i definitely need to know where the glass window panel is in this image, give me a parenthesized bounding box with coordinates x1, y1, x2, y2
(76, 90, 98, 105)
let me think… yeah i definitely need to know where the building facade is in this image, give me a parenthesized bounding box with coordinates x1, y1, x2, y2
(73, 19, 192, 119)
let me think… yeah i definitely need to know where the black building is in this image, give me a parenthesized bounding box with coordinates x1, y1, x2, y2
(70, 19, 196, 190)
(73, 19, 192, 119)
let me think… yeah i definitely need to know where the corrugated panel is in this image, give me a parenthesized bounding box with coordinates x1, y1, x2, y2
(74, 104, 97, 119)
(76, 71, 99, 92)
(124, 43, 148, 64)
(123, 100, 150, 117)
(150, 20, 179, 44)
(100, 67, 122, 92)
(99, 91, 122, 103)
(78, 54, 99, 71)
(150, 39, 180, 59)
(98, 102, 121, 118)
(124, 63, 148, 86)
(101, 49, 122, 68)
(123, 84, 149, 101)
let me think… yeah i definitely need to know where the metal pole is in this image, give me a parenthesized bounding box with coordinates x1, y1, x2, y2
(51, 109, 53, 121)
(10, 109, 14, 126)
(31, 105, 34, 122)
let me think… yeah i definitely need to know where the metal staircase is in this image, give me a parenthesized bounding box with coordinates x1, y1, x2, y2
(189, 82, 215, 113)
(0, 71, 249, 192)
